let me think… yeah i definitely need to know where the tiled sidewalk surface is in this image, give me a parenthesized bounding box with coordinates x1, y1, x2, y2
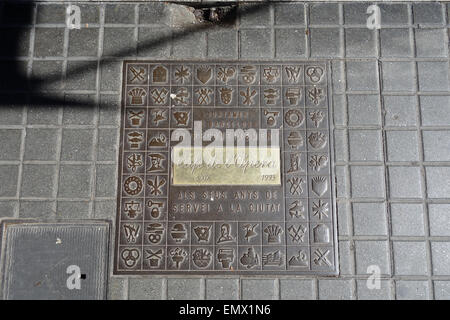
(0, 1, 450, 299)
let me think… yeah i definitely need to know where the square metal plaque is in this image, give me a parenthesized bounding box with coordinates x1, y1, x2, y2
(114, 61, 338, 275)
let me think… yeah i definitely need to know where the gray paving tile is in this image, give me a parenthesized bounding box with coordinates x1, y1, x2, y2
(108, 277, 126, 300)
(352, 203, 387, 236)
(382, 62, 415, 92)
(36, 4, 65, 24)
(241, 279, 276, 300)
(100, 61, 122, 92)
(274, 3, 304, 25)
(426, 167, 450, 199)
(280, 279, 314, 300)
(349, 130, 383, 162)
(429, 204, 450, 236)
(334, 129, 348, 162)
(309, 3, 339, 25)
(24, 128, 59, 161)
(345, 28, 376, 58)
(105, 4, 136, 24)
(318, 279, 352, 300)
(0, 104, 24, 125)
(431, 242, 450, 276)
(396, 281, 430, 300)
(97, 128, 118, 162)
(137, 27, 171, 58)
(415, 29, 447, 58)
(129, 278, 163, 300)
(346, 61, 378, 91)
(19, 200, 55, 218)
(239, 29, 272, 58)
(357, 280, 392, 300)
(61, 129, 94, 161)
(31, 61, 63, 90)
(94, 200, 116, 220)
(27, 105, 61, 125)
(96, 165, 116, 198)
(0, 129, 22, 161)
(332, 60, 345, 93)
(65, 62, 97, 91)
(335, 165, 349, 198)
(351, 166, 385, 198)
(206, 279, 239, 300)
(390, 203, 425, 237)
(62, 101, 96, 125)
(68, 28, 99, 57)
(393, 242, 428, 276)
(355, 241, 390, 275)
(77, 4, 100, 24)
(333, 94, 346, 126)
(413, 3, 444, 25)
(56, 201, 90, 219)
(422, 131, 450, 162)
(420, 96, 450, 126)
(384, 96, 418, 127)
(139, 3, 170, 25)
(338, 240, 352, 275)
(99, 95, 121, 125)
(20, 164, 56, 198)
(378, 3, 409, 25)
(34, 28, 64, 57)
(386, 131, 420, 162)
(239, 4, 271, 27)
(337, 201, 350, 236)
(58, 165, 92, 198)
(343, 3, 369, 25)
(103, 28, 136, 57)
(0, 201, 17, 218)
(207, 30, 238, 58)
(417, 62, 450, 92)
(167, 279, 201, 300)
(275, 29, 305, 58)
(434, 281, 450, 300)
(389, 166, 423, 199)
(310, 28, 340, 58)
(172, 31, 206, 58)
(380, 29, 412, 58)
(347, 94, 381, 126)
(0, 165, 19, 197)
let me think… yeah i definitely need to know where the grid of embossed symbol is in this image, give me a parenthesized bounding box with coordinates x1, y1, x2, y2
(116, 61, 338, 275)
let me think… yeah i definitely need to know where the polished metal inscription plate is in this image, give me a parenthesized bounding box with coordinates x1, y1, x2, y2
(115, 61, 338, 275)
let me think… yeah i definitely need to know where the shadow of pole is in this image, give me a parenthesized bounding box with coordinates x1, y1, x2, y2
(0, 1, 271, 108)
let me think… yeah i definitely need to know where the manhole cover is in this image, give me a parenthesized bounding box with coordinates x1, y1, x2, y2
(1, 220, 110, 299)
(114, 61, 338, 275)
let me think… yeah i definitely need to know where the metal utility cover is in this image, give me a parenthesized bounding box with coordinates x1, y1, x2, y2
(115, 61, 338, 275)
(1, 220, 110, 300)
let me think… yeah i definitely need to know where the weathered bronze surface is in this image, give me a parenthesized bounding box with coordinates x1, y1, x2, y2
(115, 61, 338, 275)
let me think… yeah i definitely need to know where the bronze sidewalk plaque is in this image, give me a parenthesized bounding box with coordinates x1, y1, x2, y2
(114, 61, 338, 275)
